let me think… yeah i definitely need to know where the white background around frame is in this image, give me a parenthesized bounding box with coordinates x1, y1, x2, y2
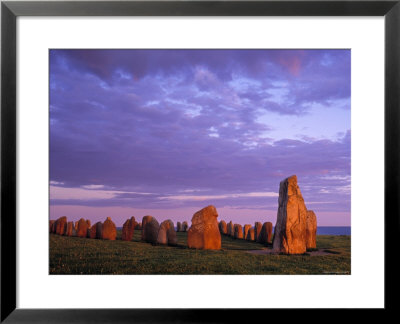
(17, 17, 384, 308)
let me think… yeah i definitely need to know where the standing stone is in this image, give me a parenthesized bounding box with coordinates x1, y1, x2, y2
(122, 216, 135, 241)
(95, 222, 103, 239)
(234, 224, 243, 239)
(88, 224, 97, 239)
(228, 221, 234, 237)
(187, 205, 221, 250)
(76, 218, 89, 238)
(101, 217, 117, 240)
(273, 175, 307, 254)
(65, 221, 75, 236)
(306, 210, 317, 249)
(258, 222, 273, 244)
(55, 216, 68, 235)
(182, 221, 188, 232)
(255, 222, 262, 242)
(246, 228, 255, 241)
(176, 222, 182, 232)
(75, 221, 79, 230)
(243, 224, 251, 240)
(156, 219, 178, 246)
(141, 216, 160, 243)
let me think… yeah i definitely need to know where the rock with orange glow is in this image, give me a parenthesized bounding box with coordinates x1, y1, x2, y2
(101, 217, 116, 240)
(227, 221, 234, 237)
(182, 221, 188, 232)
(273, 175, 307, 254)
(306, 210, 317, 249)
(76, 218, 88, 238)
(141, 216, 160, 243)
(187, 205, 221, 250)
(243, 224, 251, 240)
(55, 216, 68, 235)
(87, 224, 97, 239)
(219, 220, 227, 235)
(86, 220, 91, 229)
(255, 222, 262, 242)
(246, 227, 255, 241)
(122, 216, 135, 241)
(234, 224, 243, 239)
(156, 219, 177, 245)
(65, 221, 76, 236)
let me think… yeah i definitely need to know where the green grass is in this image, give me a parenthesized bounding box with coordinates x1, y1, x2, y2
(49, 231, 350, 275)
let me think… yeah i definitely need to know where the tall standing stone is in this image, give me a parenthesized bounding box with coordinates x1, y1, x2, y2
(122, 216, 135, 241)
(234, 224, 243, 239)
(76, 218, 89, 238)
(219, 220, 228, 234)
(306, 210, 317, 249)
(187, 205, 221, 250)
(65, 221, 75, 236)
(272, 175, 307, 254)
(156, 219, 178, 246)
(243, 224, 251, 240)
(254, 222, 262, 242)
(141, 215, 160, 243)
(228, 221, 234, 237)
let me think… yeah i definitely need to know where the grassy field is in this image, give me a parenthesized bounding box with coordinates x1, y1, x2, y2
(49, 230, 351, 275)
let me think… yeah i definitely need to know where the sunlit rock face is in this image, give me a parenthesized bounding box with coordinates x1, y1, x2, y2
(254, 222, 262, 242)
(243, 224, 251, 240)
(187, 205, 221, 250)
(65, 221, 76, 237)
(157, 220, 178, 246)
(101, 217, 117, 240)
(306, 210, 317, 249)
(141, 215, 160, 244)
(55, 216, 67, 235)
(76, 218, 88, 238)
(273, 175, 307, 255)
(246, 227, 255, 241)
(234, 224, 243, 239)
(227, 221, 234, 237)
(122, 216, 135, 241)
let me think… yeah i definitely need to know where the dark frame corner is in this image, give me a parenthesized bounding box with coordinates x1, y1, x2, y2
(1, 1, 399, 322)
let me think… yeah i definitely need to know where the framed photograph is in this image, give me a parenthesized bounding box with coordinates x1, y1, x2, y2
(1, 0, 398, 321)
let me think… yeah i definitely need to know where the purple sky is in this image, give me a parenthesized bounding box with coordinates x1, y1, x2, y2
(49, 49, 351, 226)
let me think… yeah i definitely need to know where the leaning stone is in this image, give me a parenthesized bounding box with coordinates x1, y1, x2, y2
(55, 216, 68, 235)
(258, 222, 273, 244)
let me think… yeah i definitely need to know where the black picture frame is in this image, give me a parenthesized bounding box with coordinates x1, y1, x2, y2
(1, 0, 398, 322)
